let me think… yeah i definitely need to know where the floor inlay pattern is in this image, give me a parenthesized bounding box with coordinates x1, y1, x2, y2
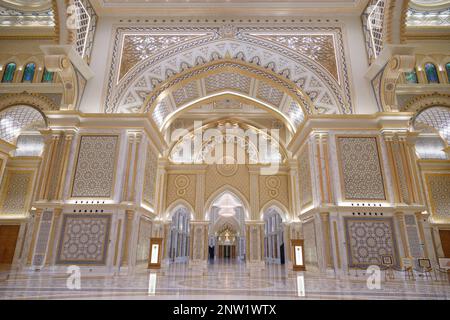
(0, 261, 449, 300)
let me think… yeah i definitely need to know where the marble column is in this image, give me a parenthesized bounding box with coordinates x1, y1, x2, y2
(320, 212, 333, 269)
(121, 210, 135, 268)
(189, 221, 208, 267)
(245, 221, 265, 270)
(394, 212, 411, 264)
(248, 167, 260, 220)
(45, 208, 62, 266)
(26, 209, 42, 265)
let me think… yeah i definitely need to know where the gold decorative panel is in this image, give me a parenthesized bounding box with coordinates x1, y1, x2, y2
(298, 147, 313, 208)
(0, 169, 33, 215)
(142, 143, 158, 207)
(166, 174, 196, 208)
(71, 135, 119, 198)
(336, 136, 386, 201)
(425, 174, 450, 219)
(259, 175, 289, 208)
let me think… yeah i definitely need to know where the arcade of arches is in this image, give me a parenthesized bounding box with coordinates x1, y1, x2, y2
(0, 0, 449, 300)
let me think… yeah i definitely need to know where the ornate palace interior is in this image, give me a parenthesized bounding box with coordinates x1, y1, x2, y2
(0, 0, 449, 300)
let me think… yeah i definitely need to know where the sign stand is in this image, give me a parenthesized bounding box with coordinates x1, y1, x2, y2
(148, 238, 163, 269)
(291, 239, 306, 271)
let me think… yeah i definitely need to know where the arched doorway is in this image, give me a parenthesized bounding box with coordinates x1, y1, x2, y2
(263, 205, 287, 265)
(207, 190, 247, 263)
(167, 204, 191, 263)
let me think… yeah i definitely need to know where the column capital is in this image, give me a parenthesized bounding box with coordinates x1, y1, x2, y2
(125, 210, 135, 220)
(320, 212, 330, 221)
(394, 211, 404, 217)
(54, 207, 63, 217)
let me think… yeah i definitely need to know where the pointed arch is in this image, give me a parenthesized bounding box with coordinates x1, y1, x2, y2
(106, 28, 351, 116)
(142, 59, 311, 133)
(260, 199, 289, 222)
(160, 91, 298, 134)
(204, 184, 250, 221)
(165, 199, 195, 221)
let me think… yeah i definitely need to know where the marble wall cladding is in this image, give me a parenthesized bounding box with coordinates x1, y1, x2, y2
(425, 174, 450, 219)
(32, 210, 53, 267)
(136, 218, 152, 264)
(56, 214, 111, 265)
(344, 217, 399, 268)
(142, 143, 158, 206)
(303, 220, 318, 270)
(0, 170, 33, 215)
(71, 135, 118, 198)
(298, 147, 313, 208)
(336, 136, 386, 200)
(248, 225, 261, 261)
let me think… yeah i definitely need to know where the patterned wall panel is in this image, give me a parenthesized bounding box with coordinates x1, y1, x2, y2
(56, 214, 111, 265)
(142, 143, 158, 206)
(336, 136, 386, 200)
(32, 210, 53, 267)
(344, 217, 399, 267)
(136, 218, 152, 264)
(0, 170, 33, 215)
(259, 175, 289, 209)
(392, 142, 410, 203)
(71, 135, 118, 198)
(298, 148, 313, 208)
(303, 220, 318, 270)
(425, 174, 450, 219)
(166, 174, 197, 208)
(404, 215, 422, 259)
(205, 164, 250, 203)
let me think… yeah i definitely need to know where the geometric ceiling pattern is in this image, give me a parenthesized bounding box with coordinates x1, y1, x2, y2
(0, 1, 55, 27)
(149, 66, 306, 131)
(104, 24, 352, 124)
(414, 106, 450, 146)
(0, 105, 46, 143)
(407, 4, 450, 27)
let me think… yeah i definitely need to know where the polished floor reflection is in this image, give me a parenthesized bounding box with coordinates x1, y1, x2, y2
(0, 261, 449, 300)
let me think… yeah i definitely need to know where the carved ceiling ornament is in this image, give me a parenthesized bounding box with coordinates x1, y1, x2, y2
(0, 92, 58, 112)
(403, 93, 450, 113)
(144, 60, 311, 132)
(380, 54, 416, 111)
(104, 24, 352, 118)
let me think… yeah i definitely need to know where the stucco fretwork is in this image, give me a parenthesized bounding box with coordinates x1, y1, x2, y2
(0, 92, 59, 112)
(105, 25, 352, 116)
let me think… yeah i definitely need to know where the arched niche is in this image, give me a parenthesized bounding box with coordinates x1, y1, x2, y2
(0, 104, 47, 156)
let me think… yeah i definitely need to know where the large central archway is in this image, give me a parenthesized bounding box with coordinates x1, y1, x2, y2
(205, 187, 249, 263)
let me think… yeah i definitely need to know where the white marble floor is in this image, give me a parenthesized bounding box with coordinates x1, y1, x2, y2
(0, 260, 449, 300)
